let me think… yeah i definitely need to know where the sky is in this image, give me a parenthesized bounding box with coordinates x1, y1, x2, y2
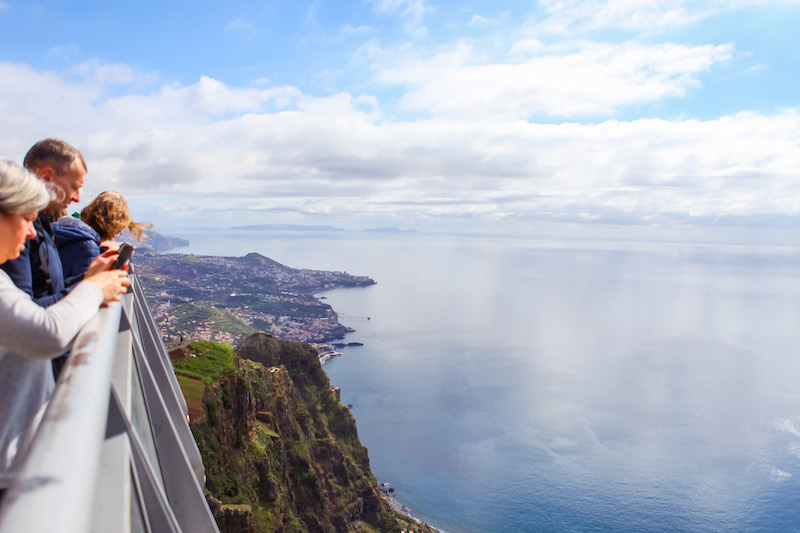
(1, 0, 799, 244)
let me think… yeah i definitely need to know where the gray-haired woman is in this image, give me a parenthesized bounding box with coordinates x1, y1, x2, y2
(0, 158, 130, 498)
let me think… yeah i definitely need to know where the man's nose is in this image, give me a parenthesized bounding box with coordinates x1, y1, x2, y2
(72, 189, 81, 203)
(26, 222, 37, 240)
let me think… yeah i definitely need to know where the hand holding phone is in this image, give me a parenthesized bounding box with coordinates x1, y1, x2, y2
(112, 243, 134, 270)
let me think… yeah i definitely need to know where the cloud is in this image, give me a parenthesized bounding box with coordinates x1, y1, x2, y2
(46, 44, 81, 62)
(368, 0, 432, 28)
(467, 14, 495, 28)
(1, 62, 797, 234)
(529, 0, 798, 36)
(226, 17, 258, 41)
(341, 23, 372, 36)
(530, 0, 708, 35)
(306, 0, 320, 23)
(69, 59, 159, 88)
(0, 61, 107, 147)
(371, 40, 733, 119)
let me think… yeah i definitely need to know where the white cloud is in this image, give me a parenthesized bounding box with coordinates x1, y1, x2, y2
(531, 0, 707, 35)
(467, 14, 495, 27)
(1, 62, 797, 235)
(306, 0, 320, 23)
(509, 39, 546, 57)
(529, 0, 799, 36)
(0, 61, 105, 148)
(341, 23, 372, 35)
(46, 44, 81, 62)
(369, 0, 432, 28)
(372, 40, 733, 119)
(225, 17, 258, 41)
(70, 59, 159, 87)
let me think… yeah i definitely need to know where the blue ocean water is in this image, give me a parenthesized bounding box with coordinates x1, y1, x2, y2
(175, 230, 800, 533)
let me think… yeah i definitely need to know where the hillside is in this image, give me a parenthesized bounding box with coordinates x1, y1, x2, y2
(135, 250, 375, 345)
(178, 334, 437, 533)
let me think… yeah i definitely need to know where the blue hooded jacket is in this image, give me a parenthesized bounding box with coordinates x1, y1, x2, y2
(53, 217, 102, 289)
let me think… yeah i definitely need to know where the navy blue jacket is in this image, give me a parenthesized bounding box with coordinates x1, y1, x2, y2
(53, 217, 102, 289)
(0, 213, 67, 307)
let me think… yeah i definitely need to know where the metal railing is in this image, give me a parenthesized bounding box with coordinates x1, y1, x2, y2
(0, 268, 219, 533)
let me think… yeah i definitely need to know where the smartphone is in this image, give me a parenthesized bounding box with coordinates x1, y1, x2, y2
(112, 243, 134, 270)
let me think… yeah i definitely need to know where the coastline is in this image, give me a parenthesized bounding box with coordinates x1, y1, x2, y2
(143, 245, 442, 530)
(379, 484, 445, 533)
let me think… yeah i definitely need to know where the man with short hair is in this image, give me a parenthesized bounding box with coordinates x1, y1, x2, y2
(1, 139, 111, 377)
(1, 139, 87, 307)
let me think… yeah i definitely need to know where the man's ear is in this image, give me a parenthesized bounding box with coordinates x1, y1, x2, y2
(36, 166, 55, 182)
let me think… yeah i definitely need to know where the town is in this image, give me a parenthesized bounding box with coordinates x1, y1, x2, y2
(132, 249, 375, 346)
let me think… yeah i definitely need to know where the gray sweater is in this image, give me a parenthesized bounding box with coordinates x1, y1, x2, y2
(0, 270, 103, 488)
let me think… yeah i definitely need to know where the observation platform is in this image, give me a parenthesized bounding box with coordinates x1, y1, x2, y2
(0, 268, 219, 533)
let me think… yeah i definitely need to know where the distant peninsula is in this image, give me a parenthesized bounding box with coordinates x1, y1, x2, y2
(228, 223, 346, 232)
(364, 227, 418, 233)
(117, 229, 190, 252)
(141, 231, 190, 252)
(134, 250, 375, 346)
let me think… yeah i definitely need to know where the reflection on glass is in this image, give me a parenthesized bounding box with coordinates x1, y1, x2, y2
(130, 346, 165, 488)
(129, 473, 147, 533)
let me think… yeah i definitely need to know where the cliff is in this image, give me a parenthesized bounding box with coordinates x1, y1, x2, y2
(181, 334, 436, 533)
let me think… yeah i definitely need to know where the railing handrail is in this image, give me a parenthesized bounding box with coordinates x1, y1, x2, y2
(0, 302, 122, 530)
(0, 272, 218, 533)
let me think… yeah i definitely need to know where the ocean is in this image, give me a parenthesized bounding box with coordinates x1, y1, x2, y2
(175, 229, 800, 533)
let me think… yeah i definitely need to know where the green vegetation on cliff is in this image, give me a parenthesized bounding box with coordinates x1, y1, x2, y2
(173, 341, 237, 384)
(176, 334, 436, 533)
(174, 303, 257, 337)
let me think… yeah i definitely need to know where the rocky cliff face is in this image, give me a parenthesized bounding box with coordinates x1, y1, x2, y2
(189, 333, 436, 533)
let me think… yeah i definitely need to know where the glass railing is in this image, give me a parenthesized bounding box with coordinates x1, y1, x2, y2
(0, 268, 219, 533)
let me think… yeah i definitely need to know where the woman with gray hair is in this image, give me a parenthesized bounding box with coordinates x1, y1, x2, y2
(0, 158, 130, 498)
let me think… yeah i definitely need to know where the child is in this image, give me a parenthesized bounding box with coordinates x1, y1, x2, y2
(55, 191, 148, 288)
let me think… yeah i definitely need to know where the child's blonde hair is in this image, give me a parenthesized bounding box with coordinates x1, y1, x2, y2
(81, 191, 150, 242)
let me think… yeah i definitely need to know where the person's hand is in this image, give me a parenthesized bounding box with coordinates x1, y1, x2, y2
(101, 240, 121, 251)
(85, 249, 119, 277)
(84, 269, 131, 304)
